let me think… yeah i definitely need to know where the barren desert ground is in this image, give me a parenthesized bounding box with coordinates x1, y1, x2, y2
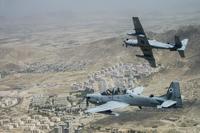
(0, 6, 200, 133)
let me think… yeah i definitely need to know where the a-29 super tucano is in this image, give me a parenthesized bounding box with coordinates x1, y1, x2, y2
(85, 81, 182, 116)
(123, 17, 189, 67)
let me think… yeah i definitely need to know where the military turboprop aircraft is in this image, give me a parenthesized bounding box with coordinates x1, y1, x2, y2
(85, 81, 182, 116)
(123, 17, 189, 67)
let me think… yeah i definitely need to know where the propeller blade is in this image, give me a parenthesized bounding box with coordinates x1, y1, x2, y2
(86, 97, 89, 107)
(123, 40, 127, 47)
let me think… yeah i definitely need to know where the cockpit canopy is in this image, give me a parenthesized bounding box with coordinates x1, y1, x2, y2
(101, 87, 127, 96)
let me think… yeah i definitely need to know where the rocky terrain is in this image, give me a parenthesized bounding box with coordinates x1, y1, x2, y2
(0, 14, 200, 132)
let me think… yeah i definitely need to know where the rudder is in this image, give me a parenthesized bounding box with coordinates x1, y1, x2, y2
(166, 81, 182, 108)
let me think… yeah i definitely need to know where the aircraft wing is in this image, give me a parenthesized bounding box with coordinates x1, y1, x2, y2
(85, 101, 129, 113)
(132, 17, 146, 36)
(133, 17, 149, 45)
(138, 47, 156, 67)
(133, 17, 156, 67)
(160, 100, 177, 108)
(133, 86, 144, 95)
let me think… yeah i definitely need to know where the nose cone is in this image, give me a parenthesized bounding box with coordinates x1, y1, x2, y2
(86, 93, 94, 98)
(86, 93, 100, 104)
(123, 39, 129, 47)
(124, 39, 129, 43)
(86, 94, 94, 107)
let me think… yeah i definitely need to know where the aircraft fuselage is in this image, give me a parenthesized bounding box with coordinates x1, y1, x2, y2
(87, 93, 165, 108)
(125, 39, 175, 50)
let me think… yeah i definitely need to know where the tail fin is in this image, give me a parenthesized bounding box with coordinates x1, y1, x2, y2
(166, 81, 182, 107)
(175, 36, 182, 48)
(175, 36, 189, 58)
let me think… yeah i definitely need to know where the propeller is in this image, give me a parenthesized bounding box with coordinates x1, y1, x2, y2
(122, 41, 125, 47)
(76, 88, 94, 108)
(123, 39, 129, 47)
(86, 96, 90, 107)
(122, 40, 126, 47)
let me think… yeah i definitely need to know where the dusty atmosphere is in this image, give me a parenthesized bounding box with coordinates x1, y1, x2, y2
(0, 0, 200, 133)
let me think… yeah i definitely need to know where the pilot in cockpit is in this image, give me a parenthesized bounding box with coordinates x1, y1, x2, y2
(101, 87, 127, 95)
(106, 89, 112, 95)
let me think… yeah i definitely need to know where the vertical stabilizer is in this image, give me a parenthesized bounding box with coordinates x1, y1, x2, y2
(175, 36, 189, 58)
(175, 36, 182, 48)
(166, 81, 182, 107)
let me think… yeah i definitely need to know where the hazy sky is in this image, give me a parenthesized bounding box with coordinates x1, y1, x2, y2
(0, 0, 200, 17)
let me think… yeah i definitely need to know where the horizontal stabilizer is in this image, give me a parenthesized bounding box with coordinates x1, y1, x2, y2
(177, 38, 189, 58)
(160, 100, 177, 108)
(178, 39, 189, 51)
(126, 86, 144, 95)
(127, 31, 136, 36)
